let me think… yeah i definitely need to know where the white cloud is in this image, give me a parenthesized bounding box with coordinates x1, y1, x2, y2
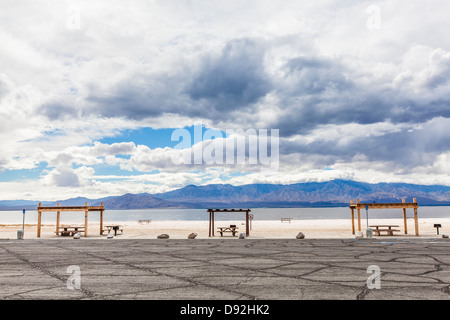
(1, 0, 450, 199)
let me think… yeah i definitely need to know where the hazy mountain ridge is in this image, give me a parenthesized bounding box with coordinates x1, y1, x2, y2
(1, 179, 450, 210)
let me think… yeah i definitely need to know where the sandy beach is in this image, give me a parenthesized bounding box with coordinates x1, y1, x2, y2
(1, 217, 449, 240)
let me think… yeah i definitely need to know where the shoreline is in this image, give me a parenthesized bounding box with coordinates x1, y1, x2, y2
(1, 217, 449, 240)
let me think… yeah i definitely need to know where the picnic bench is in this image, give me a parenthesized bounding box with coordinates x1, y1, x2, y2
(56, 225, 85, 236)
(281, 218, 292, 223)
(217, 225, 238, 237)
(370, 225, 400, 236)
(102, 225, 123, 236)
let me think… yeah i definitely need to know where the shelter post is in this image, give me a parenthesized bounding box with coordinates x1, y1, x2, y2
(37, 202, 42, 238)
(99, 202, 104, 235)
(212, 211, 215, 236)
(356, 199, 361, 231)
(414, 198, 419, 236)
(350, 200, 355, 234)
(56, 203, 60, 235)
(84, 202, 88, 237)
(402, 198, 408, 234)
(208, 209, 212, 237)
(246, 210, 250, 236)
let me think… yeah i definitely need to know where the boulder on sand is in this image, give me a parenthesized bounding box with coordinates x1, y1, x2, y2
(296, 232, 305, 239)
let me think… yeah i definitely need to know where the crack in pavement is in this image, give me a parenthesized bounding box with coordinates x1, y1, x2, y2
(48, 242, 258, 300)
(0, 244, 95, 299)
(0, 239, 449, 300)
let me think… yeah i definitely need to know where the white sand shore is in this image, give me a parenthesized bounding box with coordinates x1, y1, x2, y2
(1, 218, 449, 240)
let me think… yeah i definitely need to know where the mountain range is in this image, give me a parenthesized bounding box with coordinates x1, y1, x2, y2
(1, 179, 450, 210)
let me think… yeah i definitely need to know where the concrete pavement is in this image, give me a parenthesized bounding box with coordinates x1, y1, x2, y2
(0, 238, 449, 300)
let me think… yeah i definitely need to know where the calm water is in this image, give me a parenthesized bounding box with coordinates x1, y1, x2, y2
(1, 206, 449, 224)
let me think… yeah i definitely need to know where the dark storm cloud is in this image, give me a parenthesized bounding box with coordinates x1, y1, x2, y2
(83, 73, 187, 120)
(270, 55, 450, 139)
(73, 38, 272, 121)
(271, 56, 389, 136)
(185, 38, 272, 113)
(279, 116, 450, 171)
(426, 49, 450, 90)
(283, 57, 354, 95)
(33, 34, 450, 173)
(66, 43, 450, 137)
(87, 86, 168, 119)
(37, 102, 80, 120)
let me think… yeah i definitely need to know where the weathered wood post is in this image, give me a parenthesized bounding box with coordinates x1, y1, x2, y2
(356, 199, 361, 232)
(56, 202, 60, 236)
(37, 202, 42, 238)
(99, 202, 104, 235)
(212, 210, 215, 237)
(245, 209, 250, 237)
(350, 199, 355, 234)
(84, 202, 88, 237)
(210, 209, 213, 237)
(413, 198, 419, 236)
(402, 198, 408, 234)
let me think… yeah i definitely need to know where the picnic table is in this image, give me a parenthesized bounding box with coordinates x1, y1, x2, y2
(370, 225, 400, 236)
(102, 225, 123, 236)
(56, 225, 85, 236)
(217, 225, 238, 237)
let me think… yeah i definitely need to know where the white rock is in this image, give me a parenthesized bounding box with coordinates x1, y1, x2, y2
(73, 232, 81, 239)
(355, 231, 364, 239)
(238, 233, 245, 239)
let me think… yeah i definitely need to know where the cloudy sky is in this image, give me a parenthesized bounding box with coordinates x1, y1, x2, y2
(1, 0, 450, 201)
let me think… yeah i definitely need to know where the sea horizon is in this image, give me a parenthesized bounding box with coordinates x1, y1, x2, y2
(1, 206, 450, 225)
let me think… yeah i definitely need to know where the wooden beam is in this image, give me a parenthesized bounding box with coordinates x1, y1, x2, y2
(402, 198, 408, 235)
(350, 203, 418, 209)
(414, 198, 419, 236)
(206, 208, 251, 213)
(208, 210, 212, 237)
(37, 206, 104, 212)
(56, 203, 60, 236)
(37, 202, 42, 238)
(246, 210, 250, 237)
(212, 211, 215, 237)
(357, 199, 361, 232)
(351, 207, 355, 235)
(99, 202, 103, 235)
(84, 202, 88, 237)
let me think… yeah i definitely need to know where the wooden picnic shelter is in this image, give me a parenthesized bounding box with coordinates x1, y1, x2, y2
(349, 198, 419, 236)
(36, 202, 105, 238)
(207, 209, 251, 237)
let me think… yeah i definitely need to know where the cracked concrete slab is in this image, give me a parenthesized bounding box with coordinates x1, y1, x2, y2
(0, 238, 449, 300)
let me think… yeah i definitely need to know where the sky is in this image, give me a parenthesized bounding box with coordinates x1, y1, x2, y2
(1, 0, 450, 201)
